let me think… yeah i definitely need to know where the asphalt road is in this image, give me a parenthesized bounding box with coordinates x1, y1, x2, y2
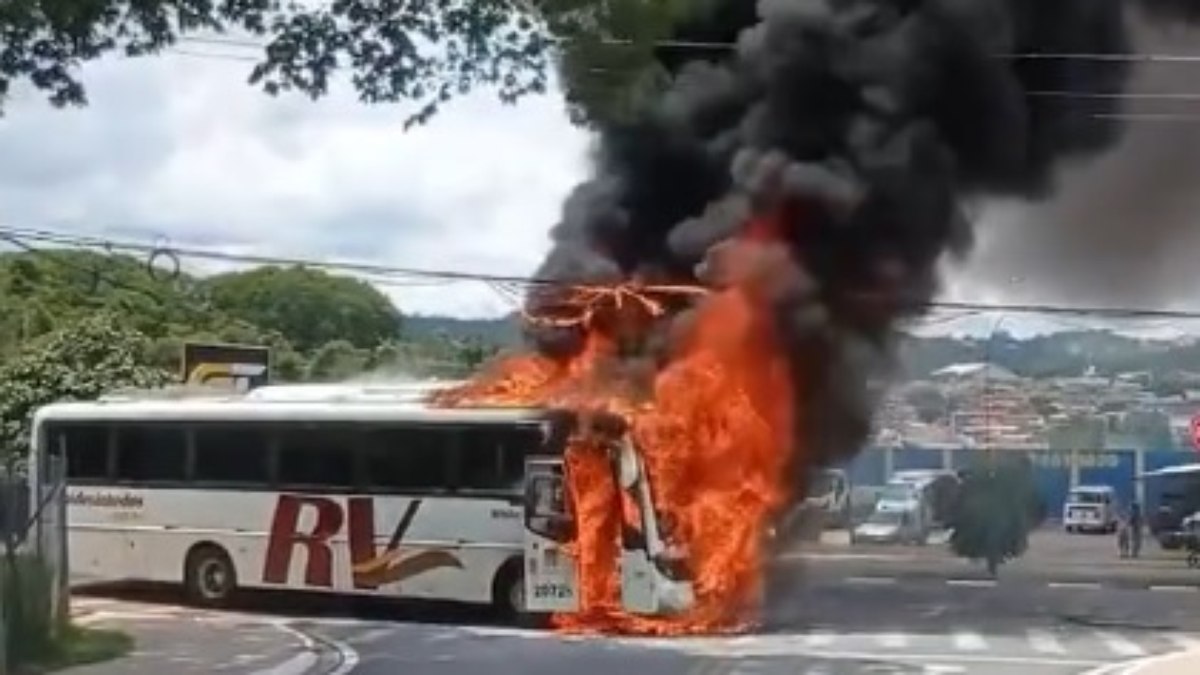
(70, 527, 1200, 675)
(785, 527, 1200, 591)
(291, 578, 1200, 675)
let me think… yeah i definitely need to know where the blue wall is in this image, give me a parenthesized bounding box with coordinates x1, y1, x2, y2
(843, 446, 1198, 520)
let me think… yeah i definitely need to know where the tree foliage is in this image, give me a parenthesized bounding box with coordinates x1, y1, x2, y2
(0, 313, 172, 457)
(0, 0, 734, 128)
(0, 0, 552, 126)
(546, 0, 697, 127)
(949, 454, 1041, 575)
(0, 249, 501, 458)
(203, 265, 401, 353)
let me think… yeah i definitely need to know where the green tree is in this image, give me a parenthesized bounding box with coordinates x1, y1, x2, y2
(0, 0, 552, 127)
(949, 454, 1040, 576)
(204, 266, 401, 353)
(0, 314, 171, 459)
(306, 339, 369, 382)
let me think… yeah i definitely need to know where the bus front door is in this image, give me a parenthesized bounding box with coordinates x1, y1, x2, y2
(523, 458, 579, 613)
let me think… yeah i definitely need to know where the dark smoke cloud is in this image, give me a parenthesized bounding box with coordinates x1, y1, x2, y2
(527, 0, 1190, 491)
(954, 14, 1200, 309)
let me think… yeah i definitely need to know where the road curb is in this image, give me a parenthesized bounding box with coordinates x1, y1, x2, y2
(1105, 647, 1200, 675)
(266, 622, 360, 675)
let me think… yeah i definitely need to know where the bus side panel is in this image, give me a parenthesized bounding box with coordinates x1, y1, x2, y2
(66, 487, 522, 605)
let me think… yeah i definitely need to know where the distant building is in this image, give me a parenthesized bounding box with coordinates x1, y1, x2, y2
(930, 362, 1020, 383)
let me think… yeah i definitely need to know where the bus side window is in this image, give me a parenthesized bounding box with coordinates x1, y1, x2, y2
(114, 425, 188, 484)
(456, 426, 531, 493)
(276, 427, 356, 490)
(59, 425, 110, 483)
(193, 425, 271, 487)
(362, 427, 452, 493)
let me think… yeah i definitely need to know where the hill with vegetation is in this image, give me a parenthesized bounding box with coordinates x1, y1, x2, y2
(0, 249, 500, 457)
(3, 246, 1200, 458)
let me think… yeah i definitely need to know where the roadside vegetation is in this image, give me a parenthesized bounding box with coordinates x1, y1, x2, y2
(0, 249, 502, 463)
(0, 554, 131, 672)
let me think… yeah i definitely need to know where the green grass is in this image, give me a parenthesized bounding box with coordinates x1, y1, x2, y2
(32, 623, 133, 672)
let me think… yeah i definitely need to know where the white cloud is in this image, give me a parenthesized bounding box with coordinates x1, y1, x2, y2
(0, 49, 591, 318)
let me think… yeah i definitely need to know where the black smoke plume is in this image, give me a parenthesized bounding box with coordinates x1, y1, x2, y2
(954, 15, 1200, 310)
(526, 0, 1179, 496)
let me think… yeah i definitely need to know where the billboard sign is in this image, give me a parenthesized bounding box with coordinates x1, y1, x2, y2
(182, 342, 271, 392)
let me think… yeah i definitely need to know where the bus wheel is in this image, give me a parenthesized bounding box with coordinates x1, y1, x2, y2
(492, 559, 544, 628)
(184, 544, 238, 607)
(492, 559, 525, 617)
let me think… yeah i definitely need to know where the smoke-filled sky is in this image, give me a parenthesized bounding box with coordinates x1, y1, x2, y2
(1, 5, 1200, 332)
(948, 15, 1200, 312)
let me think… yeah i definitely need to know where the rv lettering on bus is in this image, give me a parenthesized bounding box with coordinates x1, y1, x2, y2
(262, 495, 463, 590)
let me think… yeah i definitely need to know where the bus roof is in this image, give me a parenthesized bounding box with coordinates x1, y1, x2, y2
(32, 397, 553, 426)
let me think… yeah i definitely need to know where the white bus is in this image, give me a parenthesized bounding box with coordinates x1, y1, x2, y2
(31, 386, 694, 619)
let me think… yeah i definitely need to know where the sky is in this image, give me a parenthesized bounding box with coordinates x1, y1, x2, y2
(0, 48, 591, 319)
(3, 22, 1200, 339)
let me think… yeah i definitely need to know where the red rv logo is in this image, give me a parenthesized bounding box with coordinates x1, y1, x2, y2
(262, 494, 462, 589)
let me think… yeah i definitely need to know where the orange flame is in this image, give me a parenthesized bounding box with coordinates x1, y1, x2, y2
(435, 218, 799, 635)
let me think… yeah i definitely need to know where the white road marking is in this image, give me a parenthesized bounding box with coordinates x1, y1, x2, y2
(844, 576, 897, 585)
(922, 666, 966, 674)
(952, 630, 987, 651)
(803, 629, 835, 647)
(252, 623, 320, 675)
(317, 631, 360, 675)
(877, 631, 909, 648)
(1149, 586, 1198, 592)
(1095, 631, 1146, 657)
(1047, 582, 1101, 590)
(946, 579, 996, 588)
(1027, 628, 1067, 655)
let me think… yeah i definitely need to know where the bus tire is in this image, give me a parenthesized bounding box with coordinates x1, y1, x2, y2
(184, 543, 238, 607)
(492, 558, 546, 628)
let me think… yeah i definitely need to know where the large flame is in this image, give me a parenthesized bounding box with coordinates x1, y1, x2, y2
(435, 218, 799, 635)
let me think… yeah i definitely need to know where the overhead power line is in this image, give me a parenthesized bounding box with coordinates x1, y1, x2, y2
(176, 33, 1200, 64)
(5, 225, 1200, 322)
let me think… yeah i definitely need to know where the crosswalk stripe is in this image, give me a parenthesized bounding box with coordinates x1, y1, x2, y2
(803, 630, 835, 647)
(877, 631, 909, 648)
(1095, 631, 1146, 657)
(1027, 628, 1067, 654)
(952, 630, 987, 651)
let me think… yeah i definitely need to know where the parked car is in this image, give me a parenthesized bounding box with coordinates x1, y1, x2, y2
(851, 499, 928, 545)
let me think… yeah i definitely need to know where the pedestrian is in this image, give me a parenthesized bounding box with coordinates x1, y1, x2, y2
(1117, 516, 1130, 558)
(1128, 501, 1143, 559)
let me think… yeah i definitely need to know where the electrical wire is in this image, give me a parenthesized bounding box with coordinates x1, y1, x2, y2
(7, 225, 1200, 322)
(175, 33, 1200, 65)
(162, 38, 1200, 124)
